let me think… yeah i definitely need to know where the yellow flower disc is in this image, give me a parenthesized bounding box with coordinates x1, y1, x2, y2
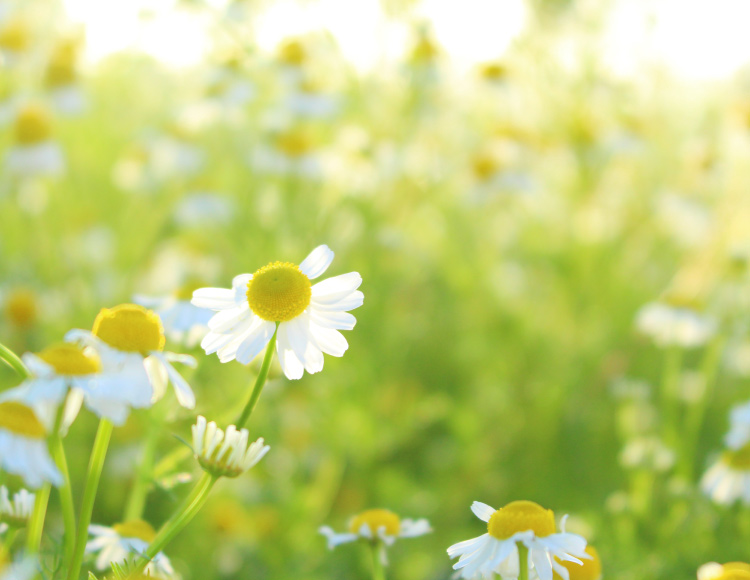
(0, 402, 46, 439)
(4, 288, 37, 328)
(0, 21, 29, 52)
(554, 545, 602, 580)
(349, 509, 401, 536)
(724, 444, 750, 470)
(14, 105, 52, 146)
(276, 130, 314, 157)
(113, 520, 157, 543)
(92, 304, 165, 354)
(38, 343, 101, 376)
(246, 262, 311, 322)
(487, 500, 556, 540)
(472, 153, 500, 181)
(278, 39, 306, 66)
(45, 59, 77, 88)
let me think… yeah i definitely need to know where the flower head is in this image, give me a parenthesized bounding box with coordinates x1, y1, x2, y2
(86, 520, 173, 577)
(192, 415, 269, 478)
(4, 288, 37, 329)
(6, 105, 64, 177)
(135, 282, 214, 347)
(193, 245, 363, 380)
(0, 486, 35, 528)
(447, 500, 589, 580)
(701, 442, 750, 505)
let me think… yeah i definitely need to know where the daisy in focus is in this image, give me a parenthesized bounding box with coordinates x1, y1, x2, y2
(192, 245, 363, 380)
(191, 415, 269, 478)
(86, 520, 174, 577)
(319, 509, 430, 563)
(5, 104, 65, 178)
(67, 303, 197, 409)
(447, 500, 589, 580)
(0, 486, 34, 529)
(698, 562, 750, 580)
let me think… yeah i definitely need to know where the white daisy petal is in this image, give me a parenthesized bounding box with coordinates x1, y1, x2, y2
(192, 287, 236, 310)
(299, 245, 334, 279)
(311, 272, 362, 301)
(235, 320, 276, 364)
(471, 501, 496, 522)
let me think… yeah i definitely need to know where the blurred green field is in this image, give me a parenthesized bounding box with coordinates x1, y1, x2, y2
(3, 1, 750, 579)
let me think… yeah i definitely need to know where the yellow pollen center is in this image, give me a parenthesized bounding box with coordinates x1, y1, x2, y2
(5, 288, 37, 328)
(45, 58, 77, 88)
(473, 154, 500, 181)
(92, 304, 165, 354)
(278, 40, 306, 65)
(0, 402, 46, 439)
(0, 21, 29, 52)
(276, 130, 314, 157)
(349, 509, 401, 536)
(246, 262, 311, 322)
(481, 62, 507, 81)
(554, 546, 602, 580)
(717, 563, 750, 580)
(487, 500, 556, 540)
(725, 444, 750, 470)
(38, 343, 101, 376)
(112, 520, 157, 543)
(14, 106, 52, 146)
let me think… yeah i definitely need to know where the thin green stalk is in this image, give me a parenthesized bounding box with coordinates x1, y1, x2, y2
(517, 542, 529, 580)
(124, 417, 161, 521)
(25, 483, 51, 553)
(660, 346, 683, 447)
(369, 543, 386, 580)
(236, 325, 278, 429)
(0, 342, 30, 378)
(52, 436, 77, 569)
(67, 419, 114, 580)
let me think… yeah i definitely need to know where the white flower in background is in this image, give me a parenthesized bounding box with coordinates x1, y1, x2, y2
(284, 79, 340, 118)
(134, 288, 213, 348)
(619, 436, 675, 472)
(250, 127, 323, 180)
(0, 19, 30, 64)
(0, 396, 61, 488)
(44, 52, 85, 115)
(635, 302, 715, 348)
(724, 400, 750, 450)
(0, 556, 36, 580)
(191, 415, 269, 478)
(192, 245, 363, 380)
(698, 562, 750, 580)
(0, 486, 35, 528)
(447, 500, 589, 580)
(86, 520, 174, 577)
(173, 192, 235, 229)
(5, 104, 64, 178)
(67, 303, 197, 410)
(320, 509, 430, 564)
(702, 442, 750, 505)
(657, 193, 712, 249)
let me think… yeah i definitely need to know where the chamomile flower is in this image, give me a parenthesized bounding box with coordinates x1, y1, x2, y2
(447, 500, 589, 580)
(191, 415, 269, 478)
(554, 546, 602, 580)
(0, 397, 61, 488)
(67, 303, 197, 409)
(319, 509, 430, 563)
(698, 562, 750, 580)
(701, 443, 750, 505)
(135, 282, 214, 347)
(3, 287, 37, 330)
(251, 127, 323, 179)
(635, 302, 715, 348)
(0, 486, 34, 528)
(193, 245, 363, 380)
(44, 43, 85, 115)
(86, 520, 174, 577)
(5, 104, 65, 178)
(0, 19, 30, 63)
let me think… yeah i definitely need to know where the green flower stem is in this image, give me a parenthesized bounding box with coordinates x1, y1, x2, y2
(517, 542, 529, 580)
(236, 324, 278, 429)
(369, 543, 386, 580)
(0, 342, 30, 379)
(124, 415, 162, 521)
(135, 472, 217, 571)
(660, 346, 683, 447)
(68, 419, 114, 580)
(52, 436, 77, 569)
(25, 483, 51, 553)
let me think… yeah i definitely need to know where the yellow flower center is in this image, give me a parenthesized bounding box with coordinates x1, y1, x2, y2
(480, 62, 507, 81)
(276, 130, 314, 157)
(349, 509, 401, 537)
(472, 153, 500, 181)
(112, 520, 157, 543)
(45, 58, 77, 88)
(92, 304, 165, 354)
(487, 500, 556, 540)
(717, 563, 750, 580)
(246, 262, 311, 322)
(4, 288, 37, 328)
(725, 444, 750, 470)
(14, 105, 52, 146)
(0, 21, 29, 52)
(38, 343, 101, 376)
(554, 546, 602, 580)
(278, 39, 306, 66)
(0, 402, 46, 439)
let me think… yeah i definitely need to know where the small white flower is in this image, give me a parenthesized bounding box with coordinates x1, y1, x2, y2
(5, 104, 64, 178)
(701, 445, 750, 506)
(0, 486, 35, 528)
(320, 508, 430, 564)
(447, 500, 589, 580)
(193, 245, 363, 380)
(66, 303, 197, 411)
(635, 302, 715, 348)
(135, 290, 213, 348)
(86, 520, 173, 577)
(49, 85, 86, 116)
(173, 192, 235, 229)
(191, 415, 269, 478)
(725, 400, 750, 450)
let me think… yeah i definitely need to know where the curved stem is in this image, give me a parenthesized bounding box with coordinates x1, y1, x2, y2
(236, 325, 278, 429)
(67, 419, 114, 580)
(0, 342, 30, 378)
(517, 542, 529, 580)
(52, 436, 77, 569)
(25, 483, 51, 554)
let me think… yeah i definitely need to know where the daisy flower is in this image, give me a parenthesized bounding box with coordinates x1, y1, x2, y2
(191, 415, 269, 478)
(554, 546, 602, 580)
(447, 500, 589, 580)
(701, 443, 750, 505)
(319, 508, 430, 563)
(0, 396, 62, 488)
(0, 486, 35, 529)
(698, 562, 750, 580)
(725, 400, 750, 450)
(251, 127, 323, 179)
(0, 19, 30, 63)
(67, 303, 197, 409)
(86, 520, 174, 577)
(635, 302, 715, 348)
(5, 104, 65, 178)
(192, 245, 363, 380)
